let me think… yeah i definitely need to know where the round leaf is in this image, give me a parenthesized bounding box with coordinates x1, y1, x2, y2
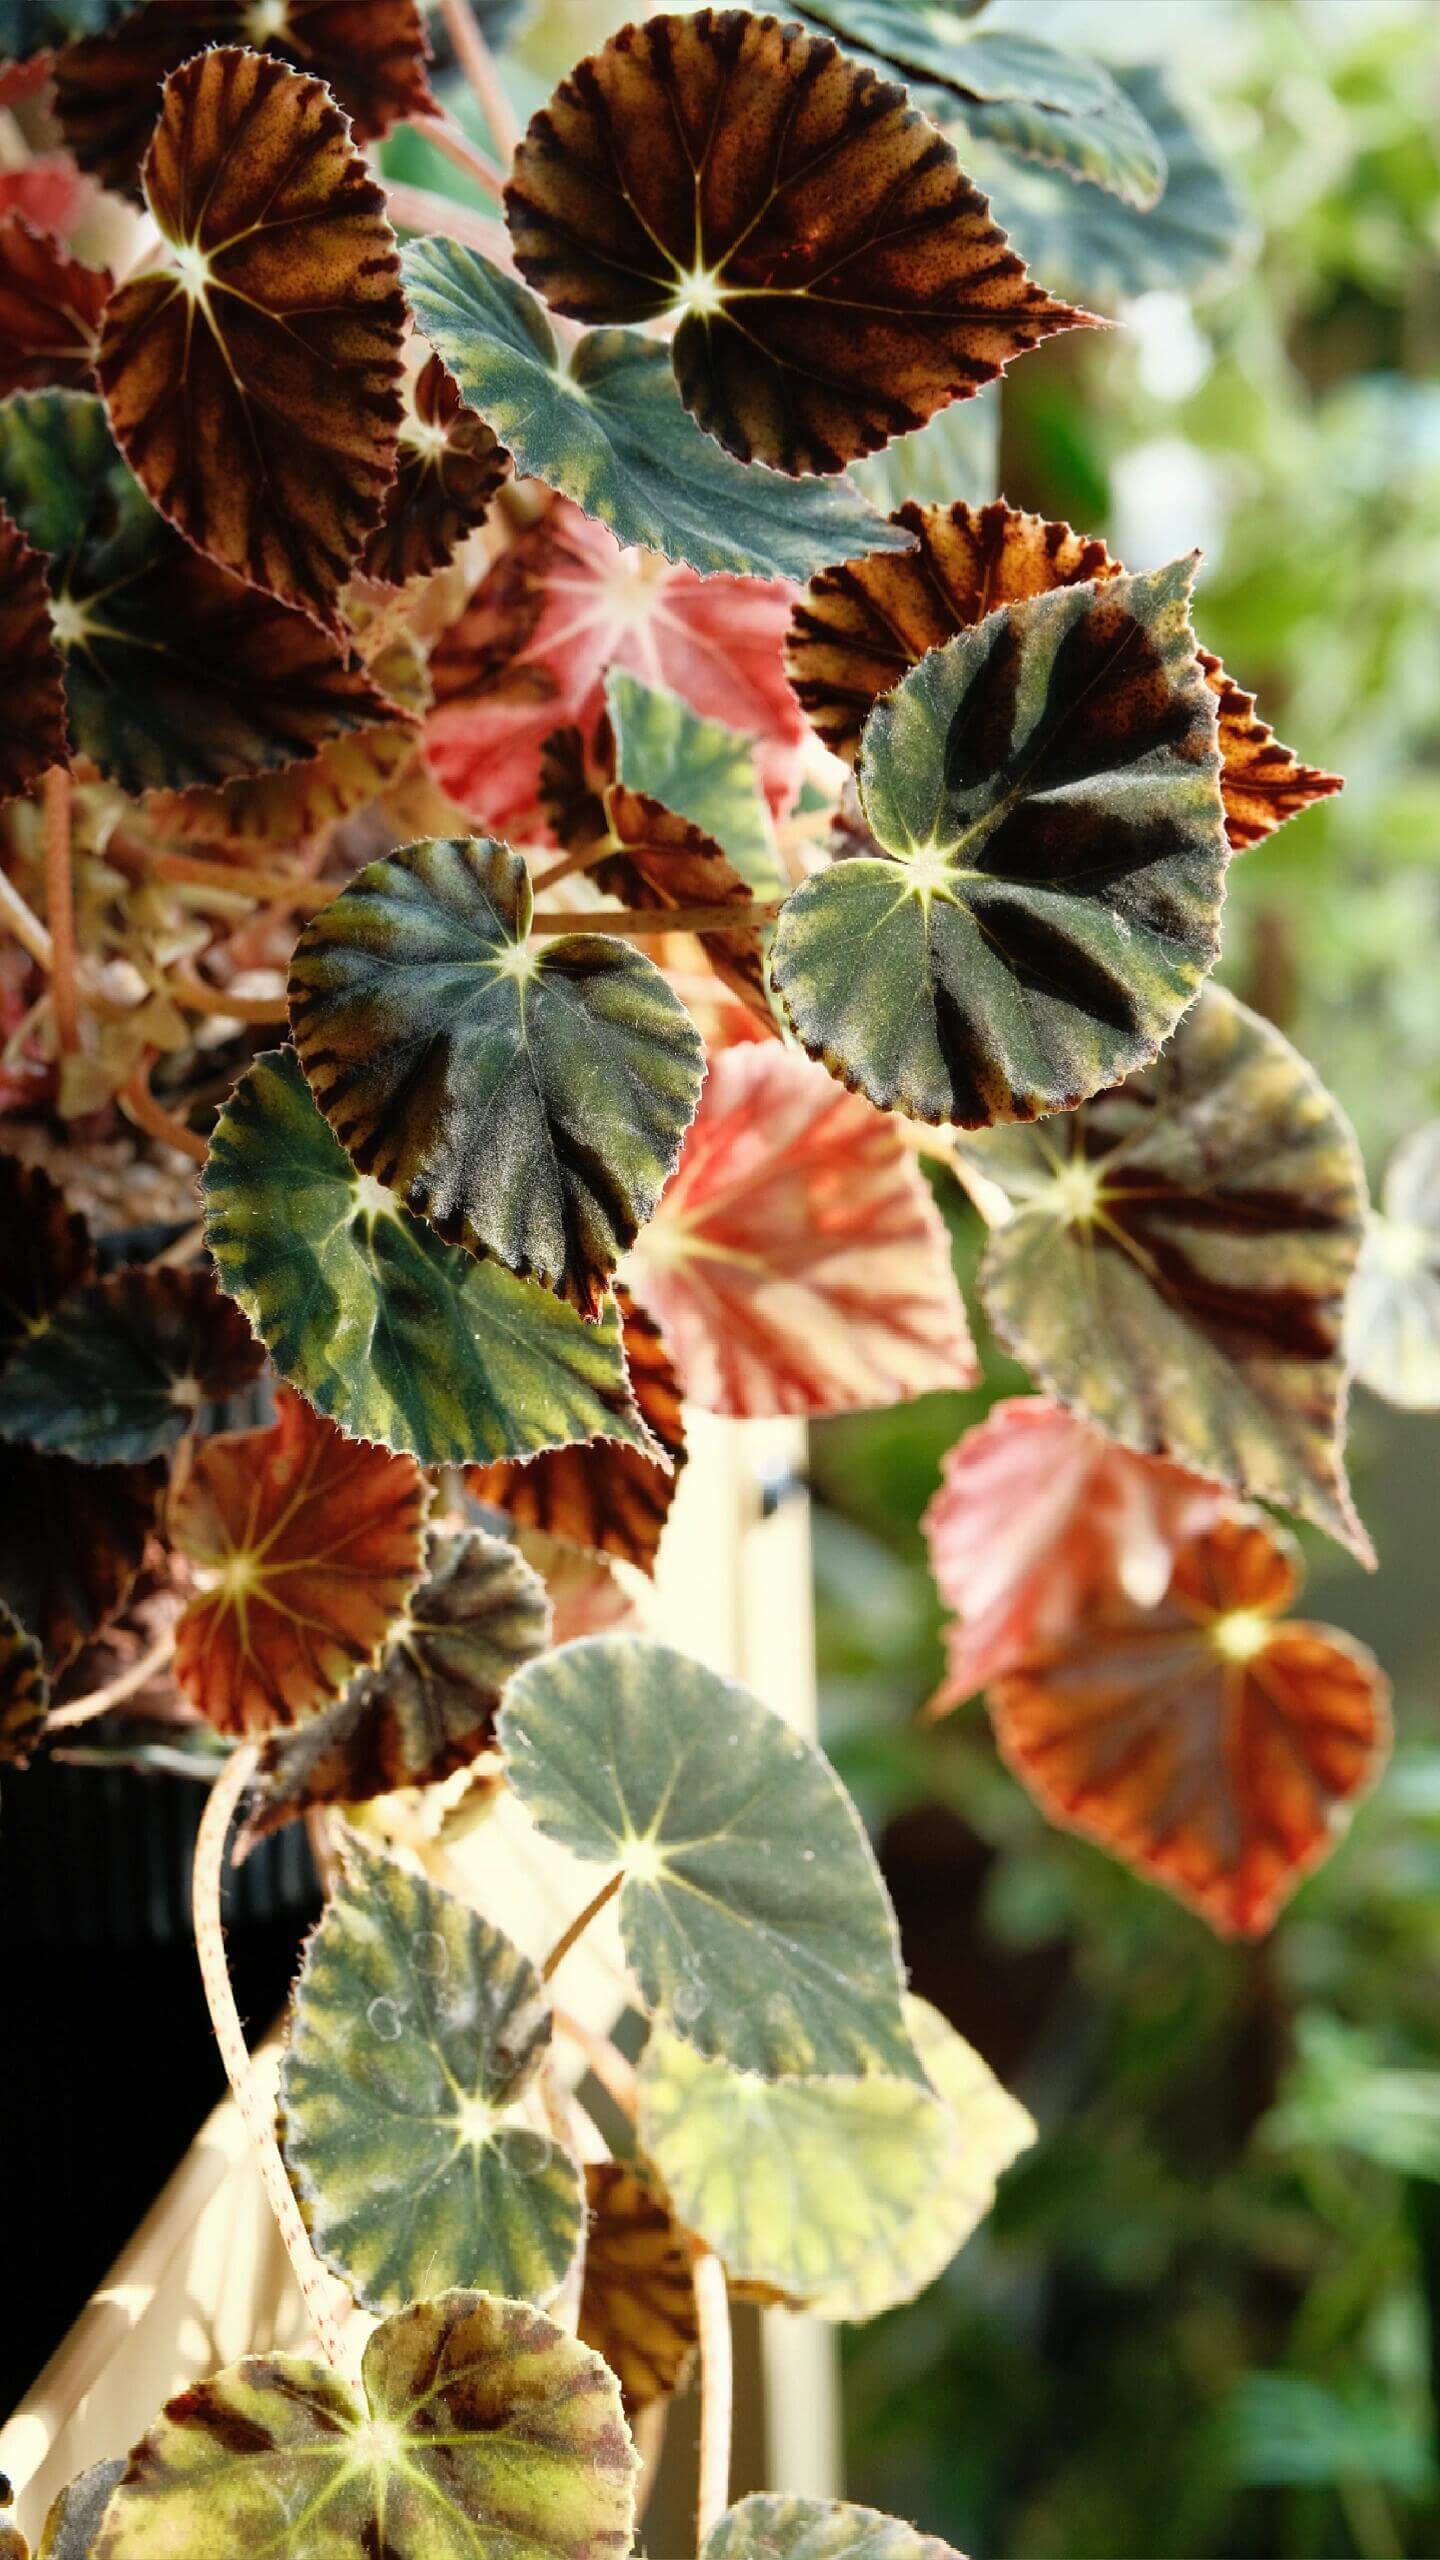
(203, 1047, 654, 1465)
(0, 1152, 93, 1360)
(0, 1598, 48, 1767)
(0, 1445, 161, 1675)
(0, 509, 68, 803)
(505, 10, 1090, 474)
(97, 46, 405, 624)
(704, 2494, 964, 2560)
(363, 352, 510, 586)
(958, 986, 1372, 1560)
(168, 1386, 427, 1736)
(774, 555, 1226, 1125)
(37, 2459, 125, 2560)
(0, 212, 111, 396)
(289, 835, 705, 1316)
(91, 2292, 637, 2560)
(498, 1635, 922, 2084)
(280, 1838, 585, 2313)
(577, 2159, 699, 2413)
(0, 1266, 262, 1463)
(1348, 1122, 1440, 1411)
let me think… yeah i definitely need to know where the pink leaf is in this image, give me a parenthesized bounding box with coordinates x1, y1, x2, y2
(628, 1045, 977, 1418)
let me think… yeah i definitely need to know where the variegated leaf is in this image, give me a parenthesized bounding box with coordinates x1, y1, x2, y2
(577, 2160, 699, 2413)
(705, 2495, 964, 2560)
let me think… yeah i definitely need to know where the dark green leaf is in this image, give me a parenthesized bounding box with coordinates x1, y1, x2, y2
(848, 387, 999, 516)
(0, 1444, 161, 1675)
(0, 1265, 261, 1462)
(606, 671, 783, 898)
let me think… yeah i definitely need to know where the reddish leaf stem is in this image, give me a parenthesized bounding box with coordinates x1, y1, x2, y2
(45, 1630, 177, 1733)
(411, 111, 507, 205)
(533, 900, 781, 939)
(440, 0, 521, 160)
(540, 1868, 623, 1983)
(118, 1058, 209, 1166)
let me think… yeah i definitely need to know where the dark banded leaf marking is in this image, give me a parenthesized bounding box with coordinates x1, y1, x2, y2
(363, 352, 510, 586)
(577, 2160, 699, 2413)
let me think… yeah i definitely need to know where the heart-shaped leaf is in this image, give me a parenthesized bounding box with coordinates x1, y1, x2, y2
(629, 1044, 977, 1417)
(0, 1598, 48, 1765)
(36, 2458, 125, 2560)
(168, 1385, 427, 1735)
(90, 2292, 637, 2560)
(0, 1445, 161, 1674)
(402, 241, 914, 582)
(0, 392, 400, 796)
(467, 1287, 686, 1577)
(97, 46, 405, 624)
(1348, 1123, 1440, 1411)
(363, 352, 510, 586)
(289, 835, 705, 1316)
(958, 987, 1372, 1560)
(498, 1634, 922, 2084)
(0, 0, 138, 61)
(606, 670, 783, 897)
(924, 1397, 1227, 1708)
(0, 1153, 92, 1356)
(0, 510, 68, 803)
(704, 2494, 964, 2560)
(0, 1265, 262, 1463)
(55, 0, 435, 200)
(242, 1527, 551, 1848)
(989, 1515, 1390, 1936)
(505, 10, 1091, 474)
(280, 1837, 585, 2312)
(0, 213, 111, 396)
(577, 2160, 698, 2413)
(771, 556, 1227, 1125)
(204, 1047, 654, 1465)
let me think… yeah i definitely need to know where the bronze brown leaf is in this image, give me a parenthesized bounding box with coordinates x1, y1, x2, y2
(0, 510, 69, 804)
(0, 212, 112, 396)
(96, 46, 406, 626)
(1197, 647, 1343, 853)
(363, 353, 511, 587)
(505, 8, 1093, 474)
(0, 1444, 163, 1676)
(577, 2160, 699, 2414)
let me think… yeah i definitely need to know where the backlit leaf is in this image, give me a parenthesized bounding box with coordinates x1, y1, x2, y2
(402, 241, 915, 582)
(289, 835, 705, 1316)
(704, 2493, 964, 2560)
(0, 510, 68, 802)
(1198, 649, 1343, 852)
(989, 1515, 1390, 1936)
(0, 1597, 48, 1766)
(958, 987, 1372, 1561)
(1348, 1123, 1440, 1411)
(0, 1152, 92, 1357)
(243, 1527, 551, 1846)
(0, 1266, 261, 1463)
(168, 1385, 427, 1735)
(505, 10, 1091, 474)
(773, 555, 1227, 1126)
(848, 386, 999, 515)
(518, 1530, 639, 1646)
(577, 2160, 698, 2413)
(91, 2292, 637, 2560)
(629, 1044, 977, 1417)
(97, 46, 405, 624)
(467, 1288, 685, 1578)
(280, 1837, 585, 2312)
(0, 1444, 161, 1674)
(0, 0, 138, 60)
(55, 0, 434, 200)
(499, 1635, 922, 2084)
(0, 392, 399, 796)
(606, 670, 783, 897)
(923, 1396, 1226, 1708)
(363, 352, 509, 586)
(204, 1047, 653, 1464)
(36, 2459, 126, 2560)
(0, 213, 111, 396)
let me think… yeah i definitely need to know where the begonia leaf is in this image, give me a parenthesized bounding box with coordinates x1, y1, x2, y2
(577, 2160, 698, 2413)
(504, 10, 1092, 475)
(425, 496, 806, 838)
(363, 352, 510, 587)
(1197, 648, 1343, 851)
(36, 2459, 126, 2560)
(518, 1530, 640, 1646)
(606, 670, 783, 897)
(0, 0, 138, 60)
(0, 214, 111, 396)
(0, 1153, 92, 1358)
(0, 158, 91, 236)
(0, 392, 400, 796)
(97, 46, 405, 624)
(55, 0, 434, 200)
(280, 1838, 585, 2312)
(0, 1265, 261, 1463)
(242, 1527, 551, 1846)
(704, 2494, 964, 2560)
(629, 1044, 977, 1417)
(168, 1385, 427, 1735)
(1348, 1123, 1440, 1411)
(773, 555, 1227, 1126)
(467, 1287, 685, 1578)
(958, 986, 1373, 1561)
(289, 835, 705, 1315)
(0, 1598, 48, 1765)
(0, 510, 69, 803)
(90, 2292, 637, 2560)
(923, 1397, 1227, 1708)
(989, 1515, 1390, 1936)
(402, 241, 915, 581)
(204, 1047, 653, 1465)
(848, 385, 998, 515)
(498, 1634, 923, 2084)
(0, 1444, 161, 1674)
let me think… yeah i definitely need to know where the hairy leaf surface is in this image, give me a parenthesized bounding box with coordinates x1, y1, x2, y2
(1348, 1123, 1440, 1411)
(577, 2159, 699, 2413)
(0, 511, 68, 802)
(0, 1265, 261, 1463)
(704, 2494, 963, 2560)
(36, 2459, 126, 2560)
(0, 213, 111, 395)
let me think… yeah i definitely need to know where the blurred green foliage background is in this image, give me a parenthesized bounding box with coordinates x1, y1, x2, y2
(806, 5, 1440, 2554)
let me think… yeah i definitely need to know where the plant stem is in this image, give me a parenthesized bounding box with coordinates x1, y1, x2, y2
(382, 179, 512, 264)
(541, 1868, 623, 1983)
(534, 900, 781, 939)
(411, 111, 506, 204)
(530, 839, 617, 896)
(169, 966, 289, 1025)
(440, 0, 520, 160)
(145, 850, 334, 912)
(0, 867, 54, 970)
(552, 2006, 639, 2120)
(43, 764, 79, 1054)
(692, 2250, 733, 2549)
(193, 1749, 351, 2371)
(45, 1630, 177, 1733)
(119, 1058, 209, 1166)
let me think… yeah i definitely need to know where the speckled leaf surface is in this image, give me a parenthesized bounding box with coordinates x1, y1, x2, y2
(289, 836, 705, 1315)
(704, 2493, 963, 2560)
(37, 2458, 125, 2560)
(1348, 1122, 1440, 1411)
(280, 1839, 584, 2312)
(364, 352, 509, 586)
(402, 241, 914, 582)
(0, 1444, 161, 1674)
(91, 2292, 637, 2560)
(203, 1048, 652, 1465)
(606, 670, 782, 897)
(0, 510, 68, 802)
(577, 2159, 699, 2413)
(499, 1635, 922, 2084)
(0, 1265, 261, 1462)
(0, 1597, 48, 1765)
(0, 212, 111, 396)
(773, 556, 1227, 1126)
(959, 988, 1372, 1560)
